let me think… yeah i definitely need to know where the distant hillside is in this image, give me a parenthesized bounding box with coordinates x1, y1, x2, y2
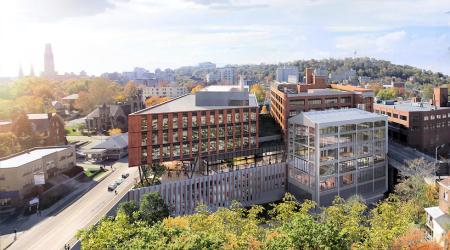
(223, 57, 448, 85)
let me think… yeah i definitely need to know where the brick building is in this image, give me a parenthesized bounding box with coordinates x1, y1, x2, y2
(270, 68, 374, 137)
(374, 87, 450, 153)
(128, 85, 259, 167)
(425, 177, 450, 245)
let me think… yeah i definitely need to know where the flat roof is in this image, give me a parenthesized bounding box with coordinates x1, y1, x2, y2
(200, 85, 248, 92)
(290, 108, 386, 127)
(133, 93, 258, 115)
(288, 88, 351, 97)
(375, 101, 450, 112)
(0, 147, 69, 169)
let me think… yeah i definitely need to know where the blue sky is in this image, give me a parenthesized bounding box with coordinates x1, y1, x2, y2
(0, 0, 449, 77)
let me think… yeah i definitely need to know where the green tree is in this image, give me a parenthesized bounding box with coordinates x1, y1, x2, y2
(139, 192, 169, 225)
(118, 201, 139, 222)
(376, 88, 398, 100)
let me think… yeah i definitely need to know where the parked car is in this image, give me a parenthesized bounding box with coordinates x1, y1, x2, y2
(122, 173, 130, 179)
(107, 183, 118, 191)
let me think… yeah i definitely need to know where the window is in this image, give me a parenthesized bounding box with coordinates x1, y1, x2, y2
(341, 174, 353, 186)
(445, 192, 448, 201)
(152, 117, 158, 129)
(340, 97, 351, 104)
(141, 116, 147, 130)
(308, 99, 322, 105)
(320, 176, 336, 191)
(325, 98, 338, 104)
(291, 100, 305, 105)
(192, 115, 197, 127)
(424, 116, 429, 121)
(173, 117, 178, 129)
(210, 114, 215, 125)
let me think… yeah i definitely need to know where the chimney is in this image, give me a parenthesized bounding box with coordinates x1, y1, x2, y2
(239, 75, 245, 90)
(305, 68, 313, 85)
(434, 87, 449, 108)
(47, 113, 52, 120)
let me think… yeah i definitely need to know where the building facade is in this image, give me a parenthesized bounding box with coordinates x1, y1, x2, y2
(270, 69, 374, 137)
(219, 67, 237, 85)
(425, 177, 450, 245)
(373, 87, 450, 153)
(0, 146, 76, 208)
(276, 66, 299, 83)
(287, 109, 388, 206)
(141, 86, 189, 99)
(128, 85, 259, 166)
(43, 43, 56, 78)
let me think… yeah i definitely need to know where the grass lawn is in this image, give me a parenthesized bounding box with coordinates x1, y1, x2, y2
(65, 124, 83, 136)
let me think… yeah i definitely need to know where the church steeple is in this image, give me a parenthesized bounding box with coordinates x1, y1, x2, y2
(18, 65, 24, 79)
(30, 65, 35, 77)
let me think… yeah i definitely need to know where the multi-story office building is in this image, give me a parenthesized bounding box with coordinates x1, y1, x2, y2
(374, 87, 450, 153)
(219, 67, 237, 85)
(270, 68, 375, 137)
(128, 85, 259, 166)
(287, 109, 388, 206)
(276, 66, 299, 83)
(0, 146, 76, 207)
(141, 86, 189, 99)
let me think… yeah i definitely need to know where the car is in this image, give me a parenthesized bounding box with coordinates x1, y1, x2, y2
(121, 173, 129, 179)
(107, 183, 118, 191)
(115, 177, 124, 185)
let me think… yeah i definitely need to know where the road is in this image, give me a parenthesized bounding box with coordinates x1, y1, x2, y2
(8, 162, 138, 250)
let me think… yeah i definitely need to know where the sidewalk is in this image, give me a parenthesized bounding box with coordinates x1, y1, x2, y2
(0, 233, 19, 250)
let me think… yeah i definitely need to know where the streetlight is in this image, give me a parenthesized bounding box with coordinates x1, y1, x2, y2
(435, 144, 445, 180)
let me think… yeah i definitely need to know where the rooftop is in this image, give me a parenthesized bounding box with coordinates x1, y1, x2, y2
(200, 85, 248, 92)
(0, 147, 70, 169)
(375, 101, 450, 112)
(290, 108, 386, 127)
(27, 114, 50, 120)
(92, 133, 128, 149)
(133, 92, 258, 115)
(62, 93, 79, 100)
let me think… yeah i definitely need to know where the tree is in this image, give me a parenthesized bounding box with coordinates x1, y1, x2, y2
(191, 84, 204, 93)
(261, 105, 268, 114)
(11, 112, 36, 150)
(391, 227, 442, 250)
(145, 96, 171, 107)
(118, 201, 139, 223)
(124, 81, 139, 98)
(0, 132, 21, 157)
(422, 84, 434, 100)
(74, 78, 121, 114)
(108, 128, 122, 136)
(376, 88, 398, 100)
(250, 84, 265, 103)
(139, 192, 169, 225)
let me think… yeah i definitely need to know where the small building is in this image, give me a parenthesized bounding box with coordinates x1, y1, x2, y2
(425, 177, 450, 245)
(287, 108, 388, 206)
(85, 104, 127, 134)
(0, 146, 76, 208)
(61, 93, 79, 111)
(27, 113, 66, 146)
(51, 101, 66, 116)
(85, 133, 128, 161)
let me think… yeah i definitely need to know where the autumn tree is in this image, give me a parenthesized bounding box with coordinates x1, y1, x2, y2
(392, 227, 442, 250)
(0, 132, 21, 157)
(191, 84, 204, 93)
(145, 96, 171, 107)
(261, 105, 268, 114)
(250, 84, 265, 103)
(377, 88, 398, 100)
(11, 112, 35, 150)
(74, 78, 121, 114)
(108, 128, 122, 136)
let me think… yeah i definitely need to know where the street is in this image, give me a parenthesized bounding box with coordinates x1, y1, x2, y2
(7, 161, 138, 250)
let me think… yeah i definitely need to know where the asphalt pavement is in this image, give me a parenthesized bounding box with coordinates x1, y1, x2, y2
(7, 161, 138, 250)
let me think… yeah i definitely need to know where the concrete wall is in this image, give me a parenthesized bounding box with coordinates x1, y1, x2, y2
(125, 163, 286, 215)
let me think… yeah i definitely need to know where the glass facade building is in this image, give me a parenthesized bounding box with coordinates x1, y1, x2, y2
(287, 108, 388, 206)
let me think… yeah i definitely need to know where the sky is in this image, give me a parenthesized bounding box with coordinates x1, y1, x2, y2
(0, 0, 450, 77)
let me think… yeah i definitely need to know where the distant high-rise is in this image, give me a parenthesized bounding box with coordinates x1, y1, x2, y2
(43, 43, 56, 77)
(18, 65, 24, 79)
(30, 65, 35, 77)
(276, 66, 299, 83)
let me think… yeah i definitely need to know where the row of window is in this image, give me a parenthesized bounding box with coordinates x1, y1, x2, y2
(142, 137, 257, 161)
(140, 110, 257, 131)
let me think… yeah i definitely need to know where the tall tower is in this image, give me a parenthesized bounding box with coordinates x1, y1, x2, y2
(30, 65, 35, 77)
(18, 65, 24, 79)
(43, 43, 56, 77)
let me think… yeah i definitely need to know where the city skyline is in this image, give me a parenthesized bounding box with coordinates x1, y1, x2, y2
(0, 0, 450, 77)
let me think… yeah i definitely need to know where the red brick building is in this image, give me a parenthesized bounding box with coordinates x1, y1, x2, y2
(270, 68, 374, 136)
(374, 87, 450, 153)
(128, 85, 259, 167)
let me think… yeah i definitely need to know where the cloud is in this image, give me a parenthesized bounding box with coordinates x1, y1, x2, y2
(336, 30, 406, 53)
(11, 0, 123, 22)
(185, 0, 268, 10)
